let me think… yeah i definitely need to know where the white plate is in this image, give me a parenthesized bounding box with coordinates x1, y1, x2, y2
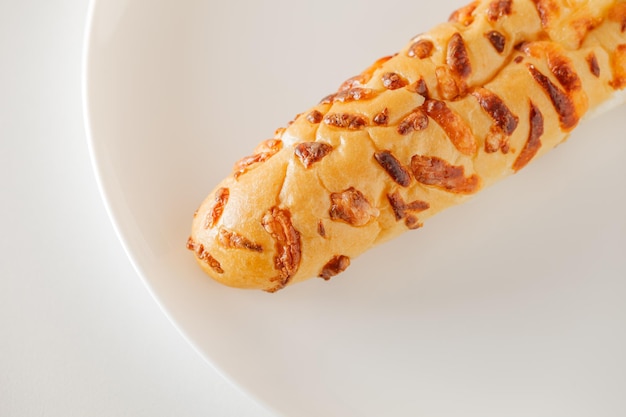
(83, 1, 626, 416)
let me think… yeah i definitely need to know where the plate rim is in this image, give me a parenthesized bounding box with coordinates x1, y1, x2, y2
(80, 1, 282, 415)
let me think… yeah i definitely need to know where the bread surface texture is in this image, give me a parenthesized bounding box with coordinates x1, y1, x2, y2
(188, 0, 626, 292)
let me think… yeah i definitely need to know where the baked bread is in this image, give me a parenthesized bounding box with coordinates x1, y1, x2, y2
(188, 0, 626, 292)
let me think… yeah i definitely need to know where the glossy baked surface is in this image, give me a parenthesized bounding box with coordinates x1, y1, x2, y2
(85, 0, 626, 416)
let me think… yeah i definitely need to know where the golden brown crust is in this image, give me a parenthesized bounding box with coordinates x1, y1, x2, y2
(261, 207, 302, 292)
(189, 0, 626, 291)
(319, 255, 351, 281)
(512, 100, 544, 172)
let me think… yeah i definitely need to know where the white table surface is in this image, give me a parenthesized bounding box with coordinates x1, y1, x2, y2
(5, 1, 626, 416)
(0, 2, 274, 416)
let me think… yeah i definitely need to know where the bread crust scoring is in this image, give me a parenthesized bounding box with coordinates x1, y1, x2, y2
(189, 0, 626, 292)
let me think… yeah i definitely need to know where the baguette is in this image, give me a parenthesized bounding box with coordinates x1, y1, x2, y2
(188, 0, 626, 292)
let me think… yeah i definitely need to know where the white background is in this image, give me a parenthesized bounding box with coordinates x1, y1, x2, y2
(0, 1, 273, 416)
(3, 1, 626, 416)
